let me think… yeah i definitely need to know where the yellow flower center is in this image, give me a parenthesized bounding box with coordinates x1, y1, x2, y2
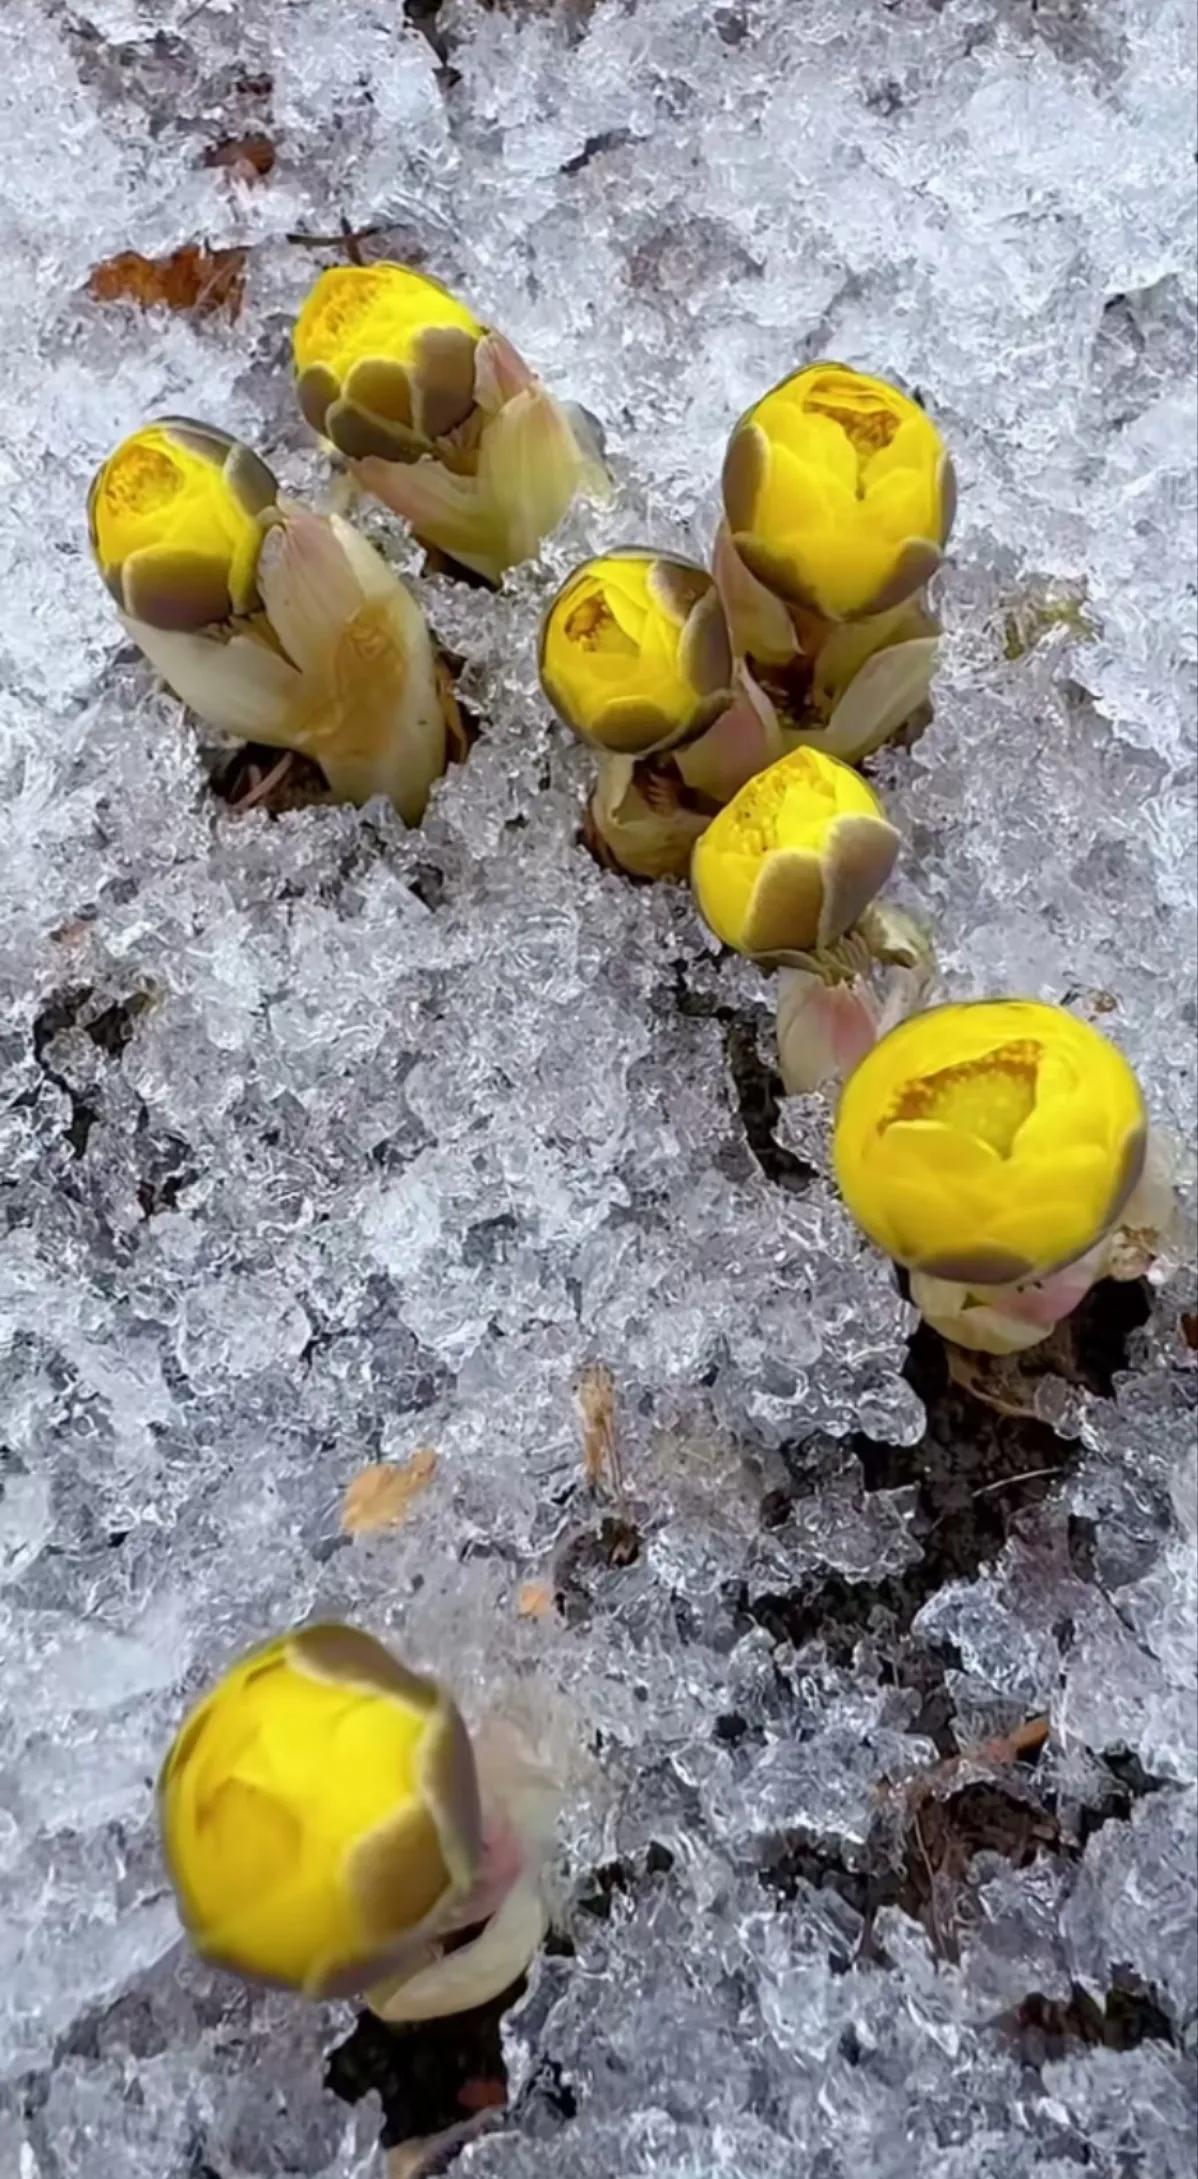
(886, 1039, 1043, 1156)
(294, 263, 483, 378)
(103, 439, 183, 529)
(719, 746, 846, 858)
(806, 393, 901, 475)
(564, 593, 638, 655)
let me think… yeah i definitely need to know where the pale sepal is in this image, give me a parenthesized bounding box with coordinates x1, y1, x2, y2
(122, 613, 301, 745)
(591, 754, 711, 880)
(257, 506, 448, 820)
(815, 633, 940, 762)
(776, 970, 880, 1094)
(910, 1247, 1106, 1357)
(673, 673, 783, 804)
(711, 520, 798, 666)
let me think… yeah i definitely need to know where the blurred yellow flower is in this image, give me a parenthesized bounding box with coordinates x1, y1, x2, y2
(690, 744, 899, 958)
(294, 261, 607, 584)
(89, 420, 450, 820)
(722, 362, 954, 622)
(540, 552, 735, 755)
(833, 1000, 1147, 1283)
(89, 416, 277, 630)
(159, 1624, 481, 1999)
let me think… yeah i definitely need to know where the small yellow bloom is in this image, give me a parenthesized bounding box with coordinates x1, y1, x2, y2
(690, 744, 900, 958)
(159, 1624, 481, 1999)
(293, 262, 607, 584)
(722, 362, 954, 622)
(89, 419, 451, 820)
(89, 417, 278, 629)
(294, 264, 485, 457)
(540, 552, 735, 756)
(833, 1000, 1147, 1283)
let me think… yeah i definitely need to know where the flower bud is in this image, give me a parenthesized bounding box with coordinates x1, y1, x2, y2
(833, 1000, 1147, 1288)
(89, 415, 277, 630)
(690, 744, 900, 961)
(158, 1625, 482, 2001)
(540, 551, 736, 756)
(89, 420, 451, 820)
(294, 262, 607, 584)
(722, 362, 954, 623)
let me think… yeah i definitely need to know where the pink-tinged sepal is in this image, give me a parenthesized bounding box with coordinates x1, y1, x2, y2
(368, 1716, 560, 2026)
(712, 520, 799, 667)
(473, 328, 537, 410)
(674, 672, 783, 803)
(776, 970, 880, 1093)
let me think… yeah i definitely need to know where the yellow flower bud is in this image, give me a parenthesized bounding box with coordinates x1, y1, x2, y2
(539, 552, 735, 756)
(88, 417, 278, 630)
(722, 362, 954, 622)
(294, 263, 486, 458)
(89, 420, 452, 822)
(159, 1624, 482, 2000)
(833, 1000, 1147, 1284)
(293, 262, 607, 584)
(690, 744, 900, 960)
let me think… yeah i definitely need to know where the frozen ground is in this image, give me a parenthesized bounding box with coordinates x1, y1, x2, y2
(1, 0, 1196, 2172)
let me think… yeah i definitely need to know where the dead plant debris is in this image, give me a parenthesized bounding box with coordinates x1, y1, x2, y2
(87, 243, 247, 321)
(342, 1449, 439, 1536)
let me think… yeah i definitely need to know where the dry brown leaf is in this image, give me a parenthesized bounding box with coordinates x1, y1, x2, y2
(342, 1448, 438, 1536)
(578, 1360, 620, 1495)
(202, 133, 276, 180)
(435, 655, 471, 764)
(516, 1579, 555, 1620)
(891, 1714, 1051, 1814)
(457, 2077, 508, 2115)
(978, 1714, 1050, 1766)
(50, 916, 93, 948)
(88, 244, 247, 321)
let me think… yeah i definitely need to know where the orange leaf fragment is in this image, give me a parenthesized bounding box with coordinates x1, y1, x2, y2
(342, 1448, 438, 1535)
(516, 1579, 555, 1620)
(87, 243, 247, 321)
(203, 133, 276, 180)
(457, 2077, 508, 2115)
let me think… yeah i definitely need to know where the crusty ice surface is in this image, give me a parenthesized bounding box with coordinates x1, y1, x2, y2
(0, 0, 1195, 2172)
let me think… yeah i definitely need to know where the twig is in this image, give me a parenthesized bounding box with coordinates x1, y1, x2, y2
(914, 1809, 942, 1955)
(230, 749, 296, 812)
(577, 1362, 626, 1508)
(972, 1465, 1061, 1499)
(285, 220, 390, 256)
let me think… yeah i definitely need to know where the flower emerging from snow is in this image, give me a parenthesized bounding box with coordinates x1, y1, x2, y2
(833, 1000, 1158, 1352)
(89, 418, 450, 820)
(89, 415, 276, 629)
(293, 262, 608, 585)
(722, 361, 954, 623)
(540, 551, 736, 755)
(159, 1623, 552, 2022)
(542, 550, 786, 879)
(690, 744, 900, 961)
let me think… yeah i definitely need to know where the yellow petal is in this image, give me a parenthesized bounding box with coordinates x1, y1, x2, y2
(833, 1000, 1147, 1278)
(294, 263, 483, 381)
(158, 1624, 478, 1995)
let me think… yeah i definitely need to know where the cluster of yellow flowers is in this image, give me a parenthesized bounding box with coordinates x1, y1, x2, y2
(90, 261, 1169, 2028)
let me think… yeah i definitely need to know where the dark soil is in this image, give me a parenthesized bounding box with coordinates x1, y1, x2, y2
(326, 1989, 519, 2158)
